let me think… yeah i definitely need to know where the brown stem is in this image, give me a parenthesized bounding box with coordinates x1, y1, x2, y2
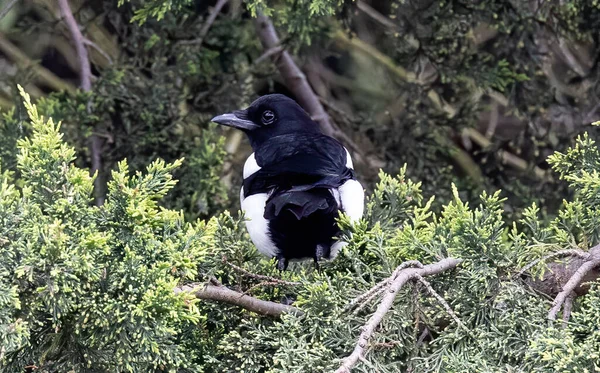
(175, 282, 303, 317)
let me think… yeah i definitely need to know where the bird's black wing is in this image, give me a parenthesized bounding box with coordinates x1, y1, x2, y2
(243, 133, 353, 220)
(243, 132, 353, 196)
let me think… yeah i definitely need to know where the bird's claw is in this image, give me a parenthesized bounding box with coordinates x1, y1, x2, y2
(276, 257, 288, 271)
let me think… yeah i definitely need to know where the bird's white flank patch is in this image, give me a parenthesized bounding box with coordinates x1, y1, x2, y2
(243, 153, 261, 178)
(344, 147, 354, 169)
(338, 179, 364, 222)
(240, 190, 278, 258)
(330, 241, 347, 259)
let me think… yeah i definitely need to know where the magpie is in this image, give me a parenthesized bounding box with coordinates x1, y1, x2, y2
(211, 94, 364, 270)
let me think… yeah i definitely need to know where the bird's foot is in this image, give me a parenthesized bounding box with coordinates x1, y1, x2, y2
(315, 244, 325, 261)
(276, 256, 288, 271)
(314, 244, 327, 271)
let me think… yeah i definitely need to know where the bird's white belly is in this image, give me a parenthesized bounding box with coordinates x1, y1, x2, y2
(240, 187, 278, 258)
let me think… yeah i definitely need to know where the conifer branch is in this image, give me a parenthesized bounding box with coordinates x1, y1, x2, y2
(414, 273, 468, 332)
(335, 258, 462, 373)
(176, 282, 303, 317)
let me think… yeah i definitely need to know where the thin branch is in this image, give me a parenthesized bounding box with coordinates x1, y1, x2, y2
(548, 251, 600, 321)
(0, 0, 18, 21)
(346, 261, 424, 313)
(464, 127, 549, 181)
(58, 0, 106, 205)
(84, 38, 113, 65)
(335, 258, 462, 373)
(356, 0, 397, 30)
(353, 286, 386, 315)
(58, 0, 91, 91)
(254, 14, 336, 138)
(517, 248, 589, 277)
(414, 273, 469, 332)
(175, 282, 303, 317)
(254, 45, 284, 65)
(225, 261, 301, 286)
(176, 0, 228, 46)
(561, 292, 575, 326)
(0, 33, 76, 93)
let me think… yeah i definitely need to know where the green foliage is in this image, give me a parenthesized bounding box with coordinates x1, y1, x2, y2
(0, 89, 215, 372)
(4, 87, 600, 372)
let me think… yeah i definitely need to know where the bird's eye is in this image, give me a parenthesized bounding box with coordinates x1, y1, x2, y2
(261, 110, 275, 125)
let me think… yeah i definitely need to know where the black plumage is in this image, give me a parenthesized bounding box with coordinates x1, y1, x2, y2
(212, 94, 364, 270)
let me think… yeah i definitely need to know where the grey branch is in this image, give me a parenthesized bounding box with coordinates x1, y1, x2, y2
(175, 282, 303, 317)
(254, 14, 336, 138)
(0, 0, 18, 21)
(58, 0, 105, 205)
(176, 0, 228, 46)
(414, 273, 469, 332)
(517, 248, 589, 277)
(58, 0, 91, 91)
(548, 245, 600, 321)
(346, 260, 424, 313)
(335, 258, 462, 373)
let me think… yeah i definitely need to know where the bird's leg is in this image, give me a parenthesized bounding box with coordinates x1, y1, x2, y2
(276, 256, 288, 271)
(314, 244, 326, 271)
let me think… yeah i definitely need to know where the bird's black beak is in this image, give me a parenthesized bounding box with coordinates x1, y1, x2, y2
(211, 110, 259, 131)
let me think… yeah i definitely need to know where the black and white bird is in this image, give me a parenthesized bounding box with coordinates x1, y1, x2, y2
(212, 94, 364, 270)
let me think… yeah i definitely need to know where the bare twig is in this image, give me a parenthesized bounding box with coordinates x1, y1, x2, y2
(244, 280, 294, 294)
(517, 248, 589, 277)
(254, 14, 383, 170)
(225, 261, 301, 286)
(58, 0, 106, 205)
(464, 127, 549, 181)
(176, 0, 228, 46)
(0, 0, 18, 21)
(356, 1, 397, 30)
(84, 38, 113, 65)
(485, 102, 499, 139)
(254, 14, 336, 137)
(353, 286, 386, 315)
(175, 282, 303, 317)
(58, 0, 91, 91)
(414, 274, 469, 332)
(548, 246, 600, 321)
(561, 292, 575, 326)
(0, 33, 76, 93)
(254, 45, 284, 65)
(416, 327, 430, 347)
(346, 261, 424, 313)
(335, 258, 462, 373)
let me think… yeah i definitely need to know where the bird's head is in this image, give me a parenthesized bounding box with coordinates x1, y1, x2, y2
(211, 94, 320, 148)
